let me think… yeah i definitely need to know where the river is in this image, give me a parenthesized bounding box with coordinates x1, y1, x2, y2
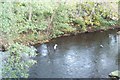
(29, 29, 119, 78)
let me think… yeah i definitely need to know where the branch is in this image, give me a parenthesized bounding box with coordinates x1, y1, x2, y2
(28, 2, 32, 21)
(46, 1, 61, 36)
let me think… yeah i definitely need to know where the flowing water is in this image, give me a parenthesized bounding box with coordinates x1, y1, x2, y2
(29, 29, 119, 78)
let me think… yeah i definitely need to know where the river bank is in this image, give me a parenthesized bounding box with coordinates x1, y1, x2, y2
(1, 25, 120, 51)
(15, 25, 120, 46)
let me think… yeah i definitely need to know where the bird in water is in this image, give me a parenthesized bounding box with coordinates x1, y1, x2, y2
(54, 44, 58, 50)
(100, 45, 103, 48)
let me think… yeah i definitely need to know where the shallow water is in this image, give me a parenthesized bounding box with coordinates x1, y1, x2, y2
(29, 29, 119, 78)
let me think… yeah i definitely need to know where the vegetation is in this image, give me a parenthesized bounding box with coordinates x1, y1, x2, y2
(0, 1, 119, 78)
(2, 43, 37, 78)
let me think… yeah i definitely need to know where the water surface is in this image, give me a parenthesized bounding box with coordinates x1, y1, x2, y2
(29, 29, 119, 78)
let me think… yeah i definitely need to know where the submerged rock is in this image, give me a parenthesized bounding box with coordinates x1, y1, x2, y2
(109, 70, 120, 79)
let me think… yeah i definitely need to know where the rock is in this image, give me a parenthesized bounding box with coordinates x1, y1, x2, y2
(117, 31, 120, 35)
(0, 48, 2, 51)
(0, 45, 6, 52)
(109, 70, 120, 79)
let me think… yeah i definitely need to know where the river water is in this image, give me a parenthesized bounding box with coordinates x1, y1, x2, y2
(29, 29, 119, 78)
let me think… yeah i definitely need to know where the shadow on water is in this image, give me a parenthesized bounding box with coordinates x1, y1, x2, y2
(29, 29, 119, 78)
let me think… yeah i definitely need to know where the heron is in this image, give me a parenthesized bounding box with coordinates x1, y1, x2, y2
(54, 44, 58, 50)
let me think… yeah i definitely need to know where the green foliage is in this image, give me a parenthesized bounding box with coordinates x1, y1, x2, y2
(1, 2, 118, 39)
(2, 43, 37, 78)
(51, 3, 76, 37)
